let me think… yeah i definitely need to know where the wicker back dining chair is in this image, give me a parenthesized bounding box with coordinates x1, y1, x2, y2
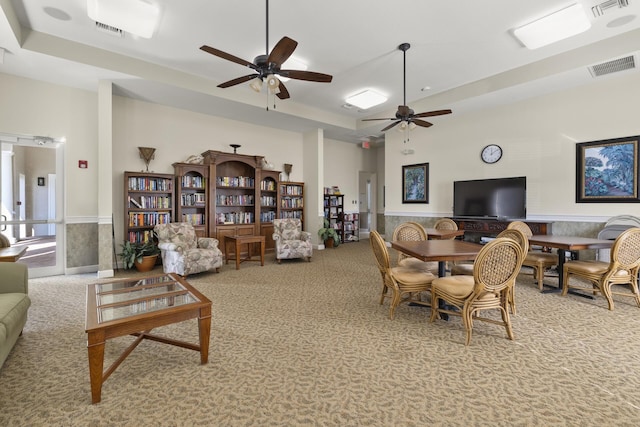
(434, 218, 459, 271)
(450, 229, 528, 315)
(507, 221, 557, 291)
(561, 227, 640, 311)
(391, 222, 435, 273)
(434, 218, 458, 233)
(369, 230, 435, 319)
(429, 237, 525, 345)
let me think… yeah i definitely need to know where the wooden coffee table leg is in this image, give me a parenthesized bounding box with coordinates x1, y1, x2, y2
(198, 306, 212, 364)
(260, 239, 265, 266)
(87, 330, 106, 404)
(235, 239, 241, 270)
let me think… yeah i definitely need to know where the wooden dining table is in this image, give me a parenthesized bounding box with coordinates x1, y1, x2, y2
(391, 239, 483, 278)
(528, 235, 614, 291)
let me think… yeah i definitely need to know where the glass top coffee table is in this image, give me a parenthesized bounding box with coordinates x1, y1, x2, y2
(85, 273, 212, 404)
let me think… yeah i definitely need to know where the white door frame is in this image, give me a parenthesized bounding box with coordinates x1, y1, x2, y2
(0, 135, 64, 277)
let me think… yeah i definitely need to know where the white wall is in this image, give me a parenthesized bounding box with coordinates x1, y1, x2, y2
(323, 138, 377, 214)
(384, 70, 640, 221)
(0, 73, 98, 218)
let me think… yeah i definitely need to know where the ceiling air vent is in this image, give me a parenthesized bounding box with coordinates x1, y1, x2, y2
(588, 55, 636, 77)
(95, 21, 123, 37)
(592, 0, 629, 17)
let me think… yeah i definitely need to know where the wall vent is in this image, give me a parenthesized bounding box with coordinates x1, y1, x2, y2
(95, 21, 124, 37)
(588, 55, 636, 77)
(592, 0, 629, 17)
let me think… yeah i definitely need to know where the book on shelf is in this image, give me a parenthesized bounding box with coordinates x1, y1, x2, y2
(128, 196, 141, 208)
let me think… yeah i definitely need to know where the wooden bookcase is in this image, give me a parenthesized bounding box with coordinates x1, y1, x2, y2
(324, 194, 344, 243)
(279, 181, 304, 228)
(323, 194, 358, 244)
(202, 150, 262, 256)
(173, 162, 208, 237)
(260, 170, 281, 251)
(343, 212, 359, 243)
(124, 171, 174, 243)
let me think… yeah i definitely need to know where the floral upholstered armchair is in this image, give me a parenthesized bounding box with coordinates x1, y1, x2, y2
(154, 222, 223, 276)
(272, 218, 312, 263)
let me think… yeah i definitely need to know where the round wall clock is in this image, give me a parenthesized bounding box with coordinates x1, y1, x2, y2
(481, 144, 503, 164)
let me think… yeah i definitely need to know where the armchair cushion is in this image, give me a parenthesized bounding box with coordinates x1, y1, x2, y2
(0, 263, 30, 370)
(272, 219, 312, 263)
(154, 222, 223, 276)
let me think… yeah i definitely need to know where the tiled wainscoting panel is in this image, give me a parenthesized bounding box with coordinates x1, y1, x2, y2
(66, 223, 99, 268)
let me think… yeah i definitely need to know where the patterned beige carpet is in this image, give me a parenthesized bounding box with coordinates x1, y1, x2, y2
(1, 240, 640, 426)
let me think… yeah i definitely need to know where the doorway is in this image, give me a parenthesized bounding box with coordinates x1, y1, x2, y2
(358, 171, 377, 238)
(0, 134, 64, 277)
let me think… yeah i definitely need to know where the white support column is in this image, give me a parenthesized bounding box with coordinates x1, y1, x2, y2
(302, 129, 324, 247)
(97, 80, 114, 278)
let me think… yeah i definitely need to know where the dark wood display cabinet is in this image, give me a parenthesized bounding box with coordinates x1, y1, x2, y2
(202, 150, 263, 257)
(260, 170, 280, 251)
(453, 218, 552, 242)
(173, 163, 208, 237)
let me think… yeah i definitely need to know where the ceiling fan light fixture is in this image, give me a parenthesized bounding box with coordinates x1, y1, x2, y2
(397, 121, 408, 132)
(345, 90, 388, 110)
(513, 3, 591, 49)
(87, 0, 160, 39)
(266, 75, 281, 94)
(267, 75, 280, 89)
(249, 77, 263, 92)
(408, 121, 417, 130)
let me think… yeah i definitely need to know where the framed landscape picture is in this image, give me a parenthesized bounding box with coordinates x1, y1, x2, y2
(576, 135, 640, 203)
(402, 163, 429, 203)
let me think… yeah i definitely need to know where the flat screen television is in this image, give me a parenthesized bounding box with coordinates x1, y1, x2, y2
(453, 176, 526, 220)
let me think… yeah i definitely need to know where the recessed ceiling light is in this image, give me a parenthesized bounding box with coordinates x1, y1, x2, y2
(87, 0, 160, 39)
(43, 7, 71, 21)
(513, 3, 591, 50)
(607, 15, 636, 28)
(345, 90, 387, 110)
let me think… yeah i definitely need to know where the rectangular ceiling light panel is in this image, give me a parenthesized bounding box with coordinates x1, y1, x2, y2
(345, 90, 388, 110)
(513, 3, 591, 49)
(87, 0, 160, 39)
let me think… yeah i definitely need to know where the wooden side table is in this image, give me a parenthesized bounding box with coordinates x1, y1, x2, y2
(225, 235, 265, 270)
(0, 246, 27, 262)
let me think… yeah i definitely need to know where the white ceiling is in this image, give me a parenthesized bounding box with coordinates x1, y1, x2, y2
(1, 0, 640, 144)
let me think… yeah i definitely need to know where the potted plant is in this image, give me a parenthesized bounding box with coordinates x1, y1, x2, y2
(318, 218, 341, 248)
(119, 240, 161, 272)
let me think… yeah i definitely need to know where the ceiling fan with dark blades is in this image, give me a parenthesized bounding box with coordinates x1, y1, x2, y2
(363, 43, 451, 132)
(199, 0, 332, 100)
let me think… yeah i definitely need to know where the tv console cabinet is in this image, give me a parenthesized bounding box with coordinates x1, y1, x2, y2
(452, 218, 552, 241)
